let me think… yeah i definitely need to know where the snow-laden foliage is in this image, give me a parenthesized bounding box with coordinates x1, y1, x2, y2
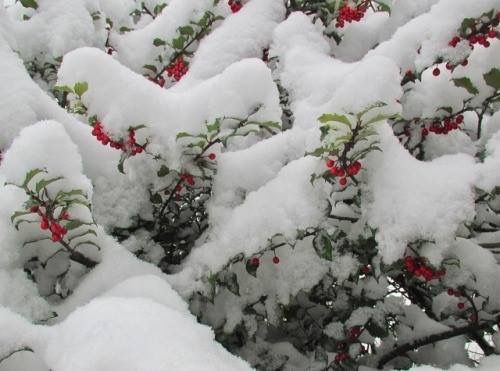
(0, 0, 499, 370)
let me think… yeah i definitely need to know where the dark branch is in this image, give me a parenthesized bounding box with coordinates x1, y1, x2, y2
(377, 321, 498, 369)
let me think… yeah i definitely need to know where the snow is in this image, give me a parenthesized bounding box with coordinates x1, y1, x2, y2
(0, 296, 253, 371)
(170, 156, 329, 294)
(182, 0, 286, 84)
(364, 123, 477, 263)
(368, 0, 500, 72)
(111, 0, 219, 73)
(3, 0, 106, 63)
(2, 0, 500, 370)
(57, 47, 281, 169)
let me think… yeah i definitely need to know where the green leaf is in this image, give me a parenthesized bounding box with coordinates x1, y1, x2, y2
(23, 168, 46, 187)
(223, 272, 240, 296)
(373, 0, 391, 14)
(307, 147, 327, 157)
(55, 189, 86, 200)
(172, 36, 185, 50)
(35, 177, 63, 194)
(153, 38, 166, 47)
(68, 229, 97, 241)
(260, 121, 281, 130)
(73, 240, 101, 251)
(318, 113, 351, 127)
(64, 220, 84, 230)
(157, 165, 170, 177)
(245, 259, 258, 278)
(321, 235, 333, 261)
(53, 85, 73, 94)
(438, 106, 453, 114)
(452, 77, 479, 95)
(365, 319, 388, 338)
(119, 26, 133, 33)
(11, 211, 32, 223)
(117, 154, 127, 174)
(178, 25, 194, 36)
(460, 18, 476, 35)
(20, 0, 38, 9)
(143, 64, 158, 73)
(150, 193, 163, 204)
(176, 132, 193, 140)
(364, 113, 398, 126)
(153, 3, 167, 15)
(206, 119, 221, 133)
(73, 82, 88, 98)
(483, 68, 500, 91)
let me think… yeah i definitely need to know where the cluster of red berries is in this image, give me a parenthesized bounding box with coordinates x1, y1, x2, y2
(334, 351, 349, 364)
(422, 114, 464, 137)
(30, 205, 69, 242)
(180, 173, 195, 186)
(449, 31, 497, 49)
(404, 256, 446, 282)
(326, 159, 362, 186)
(228, 0, 242, 13)
(166, 57, 188, 81)
(91, 121, 144, 156)
(335, 3, 367, 28)
(448, 14, 499, 49)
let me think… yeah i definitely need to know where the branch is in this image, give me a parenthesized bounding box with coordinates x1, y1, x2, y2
(59, 239, 98, 268)
(377, 321, 498, 369)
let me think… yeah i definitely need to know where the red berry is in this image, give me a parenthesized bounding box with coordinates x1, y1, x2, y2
(361, 265, 370, 274)
(29, 205, 39, 213)
(461, 59, 468, 66)
(422, 128, 429, 136)
(208, 153, 216, 161)
(326, 159, 335, 168)
(432, 67, 440, 76)
(272, 256, 280, 264)
(445, 62, 453, 70)
(347, 163, 360, 176)
(339, 177, 347, 186)
(447, 288, 455, 296)
(469, 313, 477, 322)
(457, 302, 465, 310)
(455, 114, 464, 124)
(51, 233, 62, 242)
(40, 219, 49, 230)
(488, 30, 497, 38)
(350, 326, 362, 338)
(250, 257, 260, 267)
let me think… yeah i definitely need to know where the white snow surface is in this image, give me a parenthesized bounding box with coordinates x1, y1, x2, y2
(364, 124, 477, 263)
(0, 295, 253, 371)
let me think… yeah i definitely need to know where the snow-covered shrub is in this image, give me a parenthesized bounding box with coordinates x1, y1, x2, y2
(0, 0, 499, 370)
